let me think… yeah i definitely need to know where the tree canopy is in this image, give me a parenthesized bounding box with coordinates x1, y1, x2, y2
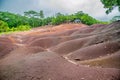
(100, 0, 120, 14)
(0, 10, 106, 33)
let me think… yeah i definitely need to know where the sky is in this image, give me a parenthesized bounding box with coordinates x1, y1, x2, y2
(0, 0, 120, 21)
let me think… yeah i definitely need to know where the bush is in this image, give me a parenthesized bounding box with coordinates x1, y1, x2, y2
(0, 20, 9, 32)
(17, 25, 31, 31)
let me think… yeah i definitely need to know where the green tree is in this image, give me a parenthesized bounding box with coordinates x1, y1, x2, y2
(24, 10, 37, 18)
(0, 10, 104, 30)
(51, 13, 67, 25)
(111, 15, 120, 21)
(0, 11, 30, 28)
(39, 10, 44, 18)
(100, 0, 120, 14)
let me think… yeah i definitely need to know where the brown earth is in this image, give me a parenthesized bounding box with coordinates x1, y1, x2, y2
(0, 22, 120, 80)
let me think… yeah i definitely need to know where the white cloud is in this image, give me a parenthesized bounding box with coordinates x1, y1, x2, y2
(0, 0, 119, 21)
(37, 0, 119, 21)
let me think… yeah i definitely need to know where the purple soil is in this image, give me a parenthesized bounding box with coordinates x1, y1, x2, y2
(0, 22, 120, 80)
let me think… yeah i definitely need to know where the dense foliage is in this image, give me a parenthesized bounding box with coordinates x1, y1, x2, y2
(0, 20, 9, 32)
(0, 10, 104, 33)
(0, 20, 30, 33)
(100, 0, 120, 14)
(111, 15, 120, 22)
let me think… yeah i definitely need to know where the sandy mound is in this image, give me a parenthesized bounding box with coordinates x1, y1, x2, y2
(50, 36, 95, 55)
(0, 36, 17, 59)
(79, 50, 120, 69)
(0, 52, 120, 80)
(0, 22, 120, 80)
(67, 41, 120, 61)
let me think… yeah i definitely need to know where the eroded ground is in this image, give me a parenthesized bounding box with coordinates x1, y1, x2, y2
(0, 22, 120, 80)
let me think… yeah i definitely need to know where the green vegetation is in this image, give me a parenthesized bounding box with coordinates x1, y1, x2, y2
(1, 1, 119, 34)
(111, 15, 120, 22)
(0, 20, 30, 33)
(100, 0, 120, 22)
(0, 20, 9, 32)
(100, 0, 120, 14)
(0, 10, 106, 34)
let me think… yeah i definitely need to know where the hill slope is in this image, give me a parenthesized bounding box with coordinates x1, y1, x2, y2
(0, 22, 120, 80)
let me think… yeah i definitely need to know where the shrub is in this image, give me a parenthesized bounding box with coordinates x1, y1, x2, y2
(0, 20, 9, 32)
(17, 25, 31, 31)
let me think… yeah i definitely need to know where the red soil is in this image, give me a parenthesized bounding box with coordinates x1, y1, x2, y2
(0, 22, 120, 80)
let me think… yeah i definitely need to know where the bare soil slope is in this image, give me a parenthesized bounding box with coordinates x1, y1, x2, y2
(0, 22, 120, 80)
